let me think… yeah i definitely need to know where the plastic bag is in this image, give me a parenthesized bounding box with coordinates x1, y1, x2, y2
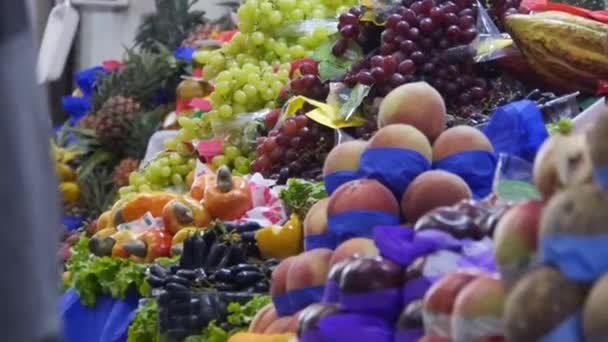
(492, 153, 542, 203)
(210, 109, 267, 152)
(441, 0, 519, 63)
(275, 19, 339, 38)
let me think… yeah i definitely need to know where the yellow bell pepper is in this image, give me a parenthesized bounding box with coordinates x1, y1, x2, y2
(256, 214, 303, 259)
(60, 182, 81, 203)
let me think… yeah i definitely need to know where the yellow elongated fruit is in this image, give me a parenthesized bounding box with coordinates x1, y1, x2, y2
(505, 12, 608, 94)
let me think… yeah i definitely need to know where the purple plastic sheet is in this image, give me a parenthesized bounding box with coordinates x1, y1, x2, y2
(339, 288, 402, 321)
(402, 277, 432, 307)
(325, 170, 361, 195)
(288, 285, 326, 314)
(318, 313, 394, 342)
(373, 226, 462, 267)
(322, 280, 340, 303)
(394, 329, 424, 342)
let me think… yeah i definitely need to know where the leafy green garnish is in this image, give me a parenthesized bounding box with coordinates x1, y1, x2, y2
(128, 299, 169, 342)
(547, 117, 574, 135)
(279, 178, 327, 219)
(312, 34, 363, 82)
(65, 236, 150, 306)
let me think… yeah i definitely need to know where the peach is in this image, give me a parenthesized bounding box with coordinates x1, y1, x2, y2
(328, 238, 379, 268)
(583, 274, 608, 340)
(271, 256, 298, 297)
(327, 179, 400, 216)
(286, 249, 333, 291)
(533, 134, 593, 199)
(367, 124, 433, 161)
(264, 316, 294, 334)
(401, 170, 472, 223)
(250, 304, 278, 333)
(452, 275, 506, 341)
(303, 198, 329, 237)
(493, 200, 544, 288)
(432, 125, 493, 162)
(377, 82, 446, 142)
(322, 140, 368, 176)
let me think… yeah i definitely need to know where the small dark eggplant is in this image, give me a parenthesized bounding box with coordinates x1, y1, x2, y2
(149, 264, 168, 278)
(214, 268, 234, 283)
(229, 245, 247, 265)
(167, 275, 191, 287)
(146, 275, 166, 288)
(176, 269, 196, 281)
(230, 264, 260, 275)
(215, 282, 238, 292)
(254, 281, 270, 293)
(179, 236, 197, 270)
(157, 290, 170, 305)
(240, 231, 257, 243)
(203, 243, 227, 270)
(166, 282, 189, 294)
(235, 271, 265, 286)
(192, 234, 208, 269)
(236, 221, 261, 233)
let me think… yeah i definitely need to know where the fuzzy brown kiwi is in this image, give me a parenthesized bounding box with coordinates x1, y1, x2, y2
(540, 184, 608, 236)
(503, 267, 588, 342)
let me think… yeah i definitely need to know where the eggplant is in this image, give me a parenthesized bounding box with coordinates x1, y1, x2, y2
(240, 231, 257, 243)
(167, 275, 191, 287)
(254, 281, 270, 293)
(229, 245, 247, 265)
(235, 271, 265, 286)
(169, 301, 193, 315)
(235, 221, 261, 233)
(203, 243, 227, 270)
(146, 275, 166, 288)
(219, 292, 255, 304)
(192, 234, 208, 269)
(149, 264, 168, 278)
(216, 245, 235, 270)
(214, 268, 234, 283)
(230, 264, 260, 275)
(157, 290, 170, 305)
(176, 269, 196, 281)
(179, 236, 197, 270)
(166, 282, 190, 295)
(168, 263, 180, 275)
(215, 282, 238, 292)
(202, 229, 219, 246)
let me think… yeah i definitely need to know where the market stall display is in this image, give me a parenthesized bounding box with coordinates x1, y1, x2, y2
(54, 0, 608, 341)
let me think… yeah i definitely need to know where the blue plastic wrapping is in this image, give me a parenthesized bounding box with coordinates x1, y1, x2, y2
(324, 170, 361, 195)
(323, 279, 340, 303)
(63, 215, 85, 231)
(402, 277, 432, 307)
(273, 293, 292, 317)
(174, 47, 196, 62)
(76, 66, 107, 97)
(288, 285, 326, 314)
(483, 100, 549, 163)
(305, 234, 337, 251)
(328, 211, 401, 246)
(62, 96, 93, 125)
(373, 226, 461, 267)
(394, 329, 424, 342)
(540, 234, 608, 282)
(540, 313, 584, 342)
(594, 166, 608, 190)
(339, 288, 402, 321)
(359, 147, 431, 200)
(317, 313, 394, 342)
(60, 288, 139, 342)
(433, 150, 497, 199)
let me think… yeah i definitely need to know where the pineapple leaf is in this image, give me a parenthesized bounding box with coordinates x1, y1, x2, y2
(93, 49, 184, 110)
(77, 150, 115, 182)
(78, 165, 117, 218)
(123, 104, 174, 159)
(135, 0, 208, 53)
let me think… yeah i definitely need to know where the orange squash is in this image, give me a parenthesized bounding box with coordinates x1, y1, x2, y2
(189, 173, 207, 201)
(162, 196, 212, 235)
(114, 192, 179, 225)
(203, 166, 253, 221)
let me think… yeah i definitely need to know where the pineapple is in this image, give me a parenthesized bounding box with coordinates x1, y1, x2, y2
(113, 158, 140, 188)
(77, 115, 98, 130)
(95, 96, 142, 154)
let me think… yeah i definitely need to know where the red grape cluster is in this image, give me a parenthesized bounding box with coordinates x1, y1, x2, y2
(289, 61, 330, 101)
(488, 0, 525, 29)
(334, 7, 383, 56)
(335, 0, 492, 107)
(251, 112, 334, 182)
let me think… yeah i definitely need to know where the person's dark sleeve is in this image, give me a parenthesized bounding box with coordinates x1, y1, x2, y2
(0, 1, 62, 341)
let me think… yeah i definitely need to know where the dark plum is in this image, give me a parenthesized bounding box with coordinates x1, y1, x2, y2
(340, 256, 403, 293)
(297, 303, 340, 337)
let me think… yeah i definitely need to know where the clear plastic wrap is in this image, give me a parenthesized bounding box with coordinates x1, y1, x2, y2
(492, 153, 542, 203)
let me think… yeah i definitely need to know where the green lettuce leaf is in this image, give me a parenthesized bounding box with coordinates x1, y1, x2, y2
(65, 235, 150, 306)
(279, 179, 327, 219)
